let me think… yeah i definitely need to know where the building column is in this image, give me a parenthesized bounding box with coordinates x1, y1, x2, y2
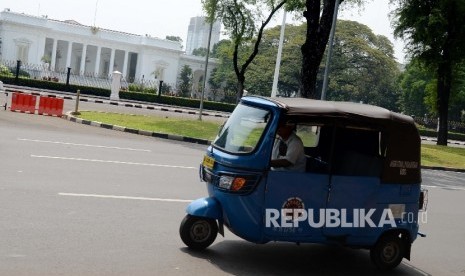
(79, 44, 87, 75)
(122, 51, 129, 79)
(50, 39, 58, 71)
(94, 46, 101, 77)
(66, 41, 73, 68)
(109, 48, 115, 77)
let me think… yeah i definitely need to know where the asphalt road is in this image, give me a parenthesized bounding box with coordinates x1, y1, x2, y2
(1, 105, 465, 275)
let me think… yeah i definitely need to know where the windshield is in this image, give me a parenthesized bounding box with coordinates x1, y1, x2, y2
(213, 104, 271, 154)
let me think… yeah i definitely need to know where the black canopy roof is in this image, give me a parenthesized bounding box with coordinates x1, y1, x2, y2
(268, 97, 414, 125)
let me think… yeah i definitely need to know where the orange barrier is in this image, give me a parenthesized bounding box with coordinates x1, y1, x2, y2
(10, 92, 37, 113)
(38, 96, 64, 117)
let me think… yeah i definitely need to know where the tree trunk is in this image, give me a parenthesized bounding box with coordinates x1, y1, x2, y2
(300, 0, 338, 99)
(236, 74, 245, 103)
(436, 59, 452, 146)
(300, 44, 320, 98)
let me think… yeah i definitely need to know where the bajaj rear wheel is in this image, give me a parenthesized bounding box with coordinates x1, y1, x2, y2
(180, 215, 218, 250)
(370, 233, 405, 270)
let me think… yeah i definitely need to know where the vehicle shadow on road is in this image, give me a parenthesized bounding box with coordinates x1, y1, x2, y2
(181, 240, 431, 276)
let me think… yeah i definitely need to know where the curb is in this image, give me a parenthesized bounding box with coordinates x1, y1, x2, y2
(64, 111, 212, 146)
(421, 165, 465, 173)
(420, 136, 465, 147)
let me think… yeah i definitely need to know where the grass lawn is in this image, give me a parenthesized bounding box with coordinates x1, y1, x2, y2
(421, 144, 465, 169)
(78, 111, 222, 141)
(77, 111, 465, 169)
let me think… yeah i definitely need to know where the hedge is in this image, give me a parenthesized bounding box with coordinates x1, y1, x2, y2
(418, 129, 465, 142)
(119, 91, 235, 112)
(0, 75, 111, 97)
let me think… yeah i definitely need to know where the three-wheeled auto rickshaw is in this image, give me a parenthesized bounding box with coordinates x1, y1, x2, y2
(180, 96, 427, 270)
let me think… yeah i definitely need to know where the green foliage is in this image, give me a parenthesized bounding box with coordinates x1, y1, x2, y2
(0, 64, 13, 76)
(192, 47, 210, 57)
(290, 0, 364, 98)
(202, 0, 287, 101)
(450, 62, 465, 121)
(392, 0, 465, 144)
(41, 55, 51, 64)
(209, 40, 240, 100)
(246, 23, 306, 97)
(399, 59, 432, 117)
(161, 83, 172, 95)
(324, 20, 401, 110)
(128, 83, 157, 94)
(178, 65, 193, 97)
(393, 0, 465, 66)
(215, 20, 400, 109)
(165, 36, 183, 43)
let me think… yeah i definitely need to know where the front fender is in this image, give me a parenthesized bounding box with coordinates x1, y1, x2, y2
(186, 197, 223, 220)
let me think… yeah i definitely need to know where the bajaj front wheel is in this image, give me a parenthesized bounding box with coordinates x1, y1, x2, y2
(180, 215, 218, 250)
(370, 233, 405, 270)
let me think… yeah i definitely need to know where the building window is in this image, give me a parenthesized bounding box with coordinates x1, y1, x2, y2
(15, 42, 30, 64)
(153, 60, 169, 80)
(154, 67, 165, 80)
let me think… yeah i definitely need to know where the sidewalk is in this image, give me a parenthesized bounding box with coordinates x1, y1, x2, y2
(2, 83, 230, 119)
(420, 136, 465, 148)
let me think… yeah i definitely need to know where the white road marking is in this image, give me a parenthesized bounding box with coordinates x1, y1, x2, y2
(423, 185, 465, 191)
(58, 193, 193, 203)
(401, 262, 430, 276)
(19, 138, 151, 152)
(31, 155, 196, 169)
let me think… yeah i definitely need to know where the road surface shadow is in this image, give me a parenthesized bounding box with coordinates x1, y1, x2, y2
(181, 240, 431, 276)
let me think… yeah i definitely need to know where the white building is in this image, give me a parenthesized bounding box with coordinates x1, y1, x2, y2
(185, 16, 221, 55)
(0, 9, 218, 95)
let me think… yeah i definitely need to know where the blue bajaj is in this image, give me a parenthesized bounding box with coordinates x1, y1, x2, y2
(179, 97, 428, 270)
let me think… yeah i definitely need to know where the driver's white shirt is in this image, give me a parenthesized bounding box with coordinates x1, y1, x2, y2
(271, 132, 306, 172)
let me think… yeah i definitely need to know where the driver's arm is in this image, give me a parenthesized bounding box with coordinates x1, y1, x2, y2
(270, 158, 293, 168)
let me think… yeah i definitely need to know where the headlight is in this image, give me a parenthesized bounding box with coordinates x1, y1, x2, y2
(219, 175, 247, 191)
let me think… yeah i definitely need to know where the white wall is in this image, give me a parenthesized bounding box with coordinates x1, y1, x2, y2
(0, 10, 218, 94)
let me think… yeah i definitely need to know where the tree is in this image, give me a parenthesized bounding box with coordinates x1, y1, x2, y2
(208, 40, 240, 102)
(203, 0, 287, 102)
(212, 20, 401, 107)
(324, 20, 401, 110)
(208, 68, 222, 100)
(166, 36, 183, 43)
(392, 0, 465, 145)
(246, 23, 305, 96)
(398, 59, 432, 118)
(283, 0, 363, 99)
(192, 47, 210, 57)
(178, 65, 193, 97)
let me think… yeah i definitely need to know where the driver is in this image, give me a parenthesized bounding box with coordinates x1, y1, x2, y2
(270, 120, 306, 172)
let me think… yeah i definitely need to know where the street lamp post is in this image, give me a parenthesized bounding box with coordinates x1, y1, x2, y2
(198, 20, 213, 121)
(271, 11, 287, 98)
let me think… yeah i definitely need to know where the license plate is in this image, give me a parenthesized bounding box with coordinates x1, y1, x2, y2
(202, 155, 215, 170)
